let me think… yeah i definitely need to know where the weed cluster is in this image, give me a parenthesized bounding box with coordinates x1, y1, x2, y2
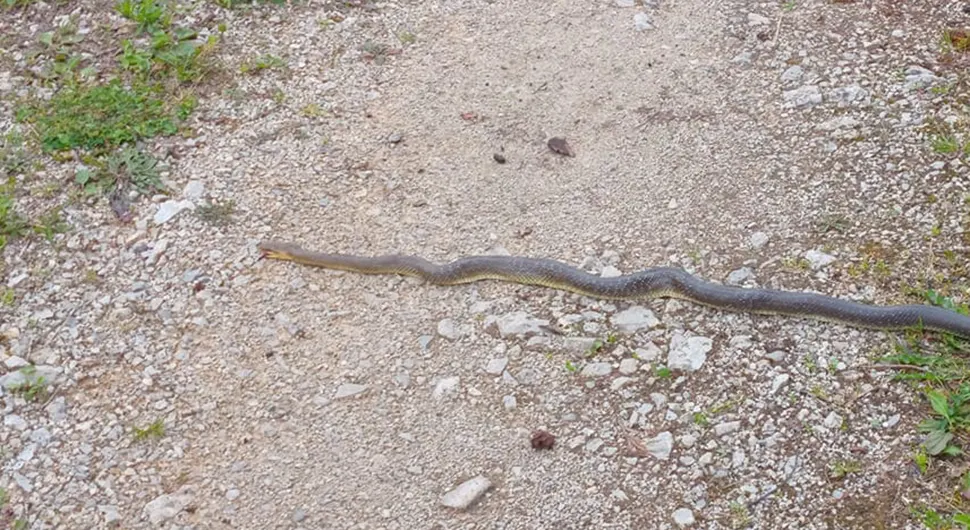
(3, 0, 223, 255)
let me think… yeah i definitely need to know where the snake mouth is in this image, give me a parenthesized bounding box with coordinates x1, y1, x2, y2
(257, 243, 295, 261)
(260, 249, 293, 261)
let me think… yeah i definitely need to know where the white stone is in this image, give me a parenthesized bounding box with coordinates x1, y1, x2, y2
(440, 476, 493, 509)
(645, 431, 673, 460)
(485, 358, 509, 375)
(334, 383, 368, 399)
(433, 376, 460, 399)
(611, 306, 659, 334)
(437, 319, 460, 340)
(667, 332, 713, 372)
(673, 508, 696, 527)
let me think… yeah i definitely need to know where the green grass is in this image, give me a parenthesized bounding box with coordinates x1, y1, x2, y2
(132, 418, 166, 441)
(239, 53, 285, 74)
(212, 0, 287, 8)
(829, 459, 862, 480)
(0, 178, 29, 251)
(76, 145, 166, 196)
(7, 366, 49, 402)
(931, 134, 963, 155)
(115, 0, 173, 35)
(195, 199, 236, 225)
(15, 81, 181, 153)
(874, 288, 970, 525)
(120, 27, 220, 84)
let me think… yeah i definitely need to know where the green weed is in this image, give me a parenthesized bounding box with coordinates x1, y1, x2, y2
(0, 178, 28, 251)
(32, 207, 70, 242)
(120, 28, 220, 84)
(195, 199, 235, 225)
(7, 366, 49, 402)
(239, 54, 285, 74)
(132, 418, 166, 441)
(115, 0, 173, 35)
(15, 81, 180, 152)
(829, 459, 862, 479)
(919, 385, 969, 456)
(931, 134, 962, 155)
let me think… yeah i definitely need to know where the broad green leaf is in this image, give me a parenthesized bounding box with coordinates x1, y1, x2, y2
(927, 389, 951, 418)
(944, 444, 963, 457)
(924, 430, 954, 456)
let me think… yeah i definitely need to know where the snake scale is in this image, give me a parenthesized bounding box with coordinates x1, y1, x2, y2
(257, 241, 970, 339)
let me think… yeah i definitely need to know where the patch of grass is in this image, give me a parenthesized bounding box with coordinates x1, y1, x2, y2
(32, 207, 70, 242)
(918, 385, 969, 457)
(76, 145, 166, 195)
(729, 502, 752, 529)
(781, 256, 811, 271)
(829, 459, 862, 479)
(943, 28, 970, 53)
(564, 360, 579, 373)
(195, 199, 235, 225)
(360, 40, 401, 64)
(115, 0, 173, 35)
(7, 366, 49, 402)
(912, 504, 970, 529)
(931, 134, 963, 155)
(132, 418, 166, 441)
(2, 0, 39, 9)
(239, 54, 285, 74)
(15, 81, 181, 153)
(213, 0, 287, 8)
(300, 103, 328, 118)
(0, 178, 29, 251)
(654, 366, 672, 379)
(120, 28, 220, 84)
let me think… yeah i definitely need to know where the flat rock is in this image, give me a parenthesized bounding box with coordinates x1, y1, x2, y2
(633, 12, 653, 30)
(667, 332, 713, 372)
(749, 231, 769, 249)
(782, 85, 822, 108)
(153, 200, 193, 225)
(673, 507, 696, 527)
(491, 311, 549, 337)
(433, 376, 460, 399)
(143, 487, 195, 525)
(581, 362, 613, 377)
(437, 318, 460, 340)
(645, 431, 673, 460)
(440, 475, 493, 509)
(618, 358, 638, 374)
(611, 306, 659, 334)
(715, 421, 742, 437)
(484, 357, 509, 375)
(804, 249, 836, 270)
(334, 383, 368, 399)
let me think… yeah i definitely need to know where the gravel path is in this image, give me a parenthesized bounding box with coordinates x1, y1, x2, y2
(3, 0, 970, 528)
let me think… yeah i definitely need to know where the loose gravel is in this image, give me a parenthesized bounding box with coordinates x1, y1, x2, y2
(2, 0, 970, 528)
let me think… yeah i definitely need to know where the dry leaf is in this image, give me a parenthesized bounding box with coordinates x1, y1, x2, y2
(547, 137, 575, 157)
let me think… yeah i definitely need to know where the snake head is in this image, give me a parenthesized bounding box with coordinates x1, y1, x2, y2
(256, 241, 296, 261)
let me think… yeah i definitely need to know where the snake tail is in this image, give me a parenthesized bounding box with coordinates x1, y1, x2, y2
(256, 240, 970, 339)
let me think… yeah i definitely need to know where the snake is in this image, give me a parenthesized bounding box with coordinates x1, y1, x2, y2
(256, 240, 970, 339)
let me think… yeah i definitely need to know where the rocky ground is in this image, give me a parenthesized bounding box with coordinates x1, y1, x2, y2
(3, 0, 970, 528)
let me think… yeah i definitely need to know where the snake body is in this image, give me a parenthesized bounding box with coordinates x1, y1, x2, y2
(257, 241, 970, 339)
